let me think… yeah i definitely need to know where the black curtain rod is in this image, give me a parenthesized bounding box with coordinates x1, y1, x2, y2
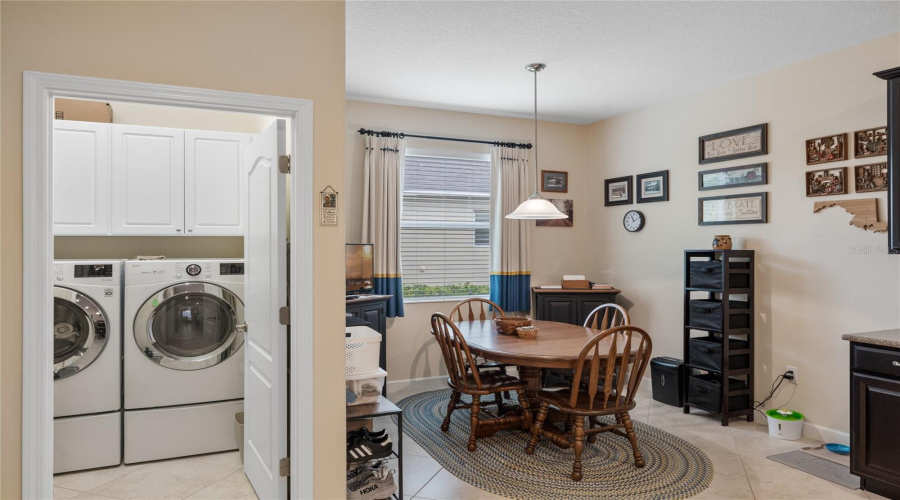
(357, 128, 532, 150)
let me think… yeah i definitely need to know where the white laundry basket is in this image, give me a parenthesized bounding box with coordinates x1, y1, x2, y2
(345, 326, 382, 376)
(766, 409, 804, 440)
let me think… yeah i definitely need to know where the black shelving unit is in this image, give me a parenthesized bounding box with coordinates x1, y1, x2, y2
(683, 249, 755, 425)
(347, 398, 403, 499)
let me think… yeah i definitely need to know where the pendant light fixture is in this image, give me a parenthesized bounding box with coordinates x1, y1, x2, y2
(506, 63, 568, 220)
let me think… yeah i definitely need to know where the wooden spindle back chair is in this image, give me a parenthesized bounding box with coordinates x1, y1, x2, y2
(450, 298, 505, 323)
(431, 312, 530, 451)
(526, 325, 652, 481)
(583, 303, 630, 330)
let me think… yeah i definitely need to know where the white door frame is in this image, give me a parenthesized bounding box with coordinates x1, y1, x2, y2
(22, 71, 315, 499)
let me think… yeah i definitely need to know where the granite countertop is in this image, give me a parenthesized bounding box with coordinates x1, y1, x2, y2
(841, 329, 900, 348)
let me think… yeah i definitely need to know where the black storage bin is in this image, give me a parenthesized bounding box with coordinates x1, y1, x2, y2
(650, 357, 684, 407)
(688, 300, 750, 331)
(688, 337, 750, 372)
(687, 374, 749, 413)
(689, 261, 722, 289)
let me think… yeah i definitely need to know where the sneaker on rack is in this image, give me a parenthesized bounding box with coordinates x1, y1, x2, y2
(347, 435, 392, 463)
(346, 427, 387, 445)
(346, 469, 396, 500)
(347, 460, 385, 484)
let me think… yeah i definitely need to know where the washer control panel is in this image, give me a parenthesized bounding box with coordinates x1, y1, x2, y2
(186, 264, 202, 276)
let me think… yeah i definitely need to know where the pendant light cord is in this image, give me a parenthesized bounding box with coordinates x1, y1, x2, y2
(533, 66, 539, 192)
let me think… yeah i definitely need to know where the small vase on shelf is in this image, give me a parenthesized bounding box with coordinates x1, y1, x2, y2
(712, 235, 732, 250)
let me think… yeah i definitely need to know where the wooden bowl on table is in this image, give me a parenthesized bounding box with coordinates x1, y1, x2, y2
(494, 316, 532, 335)
(516, 326, 539, 339)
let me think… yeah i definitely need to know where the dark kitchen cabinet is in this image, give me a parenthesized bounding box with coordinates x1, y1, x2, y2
(850, 342, 900, 498)
(531, 288, 621, 326)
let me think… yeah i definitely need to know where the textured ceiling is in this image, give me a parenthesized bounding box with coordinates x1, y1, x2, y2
(346, 1, 900, 124)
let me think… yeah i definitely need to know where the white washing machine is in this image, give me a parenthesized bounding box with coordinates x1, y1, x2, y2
(53, 260, 123, 474)
(123, 259, 245, 463)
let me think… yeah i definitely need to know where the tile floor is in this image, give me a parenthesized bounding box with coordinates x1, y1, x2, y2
(52, 386, 889, 500)
(380, 385, 891, 500)
(53, 451, 258, 500)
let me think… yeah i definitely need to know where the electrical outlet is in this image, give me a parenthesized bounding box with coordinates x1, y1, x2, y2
(786, 365, 798, 384)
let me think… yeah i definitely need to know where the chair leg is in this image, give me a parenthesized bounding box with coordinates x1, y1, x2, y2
(515, 388, 532, 431)
(525, 402, 548, 455)
(587, 416, 598, 444)
(494, 392, 504, 415)
(572, 416, 585, 481)
(622, 412, 645, 468)
(441, 390, 460, 432)
(468, 395, 481, 452)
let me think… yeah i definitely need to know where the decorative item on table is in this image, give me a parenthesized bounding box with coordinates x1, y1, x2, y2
(494, 316, 532, 335)
(516, 325, 539, 339)
(712, 235, 732, 250)
(699, 123, 767, 164)
(541, 170, 568, 193)
(806, 133, 848, 165)
(813, 199, 888, 233)
(698, 192, 767, 225)
(636, 170, 669, 203)
(855, 162, 888, 193)
(561, 274, 591, 289)
(806, 167, 847, 197)
(766, 409, 804, 440)
(535, 199, 574, 227)
(699, 163, 767, 191)
(854, 126, 888, 158)
(604, 176, 633, 206)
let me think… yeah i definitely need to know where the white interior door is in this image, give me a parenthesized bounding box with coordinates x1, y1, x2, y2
(243, 120, 288, 499)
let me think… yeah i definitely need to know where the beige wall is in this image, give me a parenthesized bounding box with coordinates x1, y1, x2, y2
(345, 100, 591, 382)
(585, 33, 900, 440)
(1, 3, 347, 498)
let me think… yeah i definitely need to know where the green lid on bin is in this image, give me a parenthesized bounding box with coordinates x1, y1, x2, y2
(766, 409, 804, 421)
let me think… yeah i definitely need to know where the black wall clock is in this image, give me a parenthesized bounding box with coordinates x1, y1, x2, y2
(624, 210, 645, 232)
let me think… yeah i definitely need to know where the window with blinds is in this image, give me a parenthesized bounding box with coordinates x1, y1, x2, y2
(401, 149, 491, 299)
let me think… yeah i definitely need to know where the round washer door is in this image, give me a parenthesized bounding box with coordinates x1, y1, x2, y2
(54, 287, 108, 380)
(134, 282, 244, 371)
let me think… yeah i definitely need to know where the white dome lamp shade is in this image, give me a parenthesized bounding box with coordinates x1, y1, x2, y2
(506, 63, 568, 220)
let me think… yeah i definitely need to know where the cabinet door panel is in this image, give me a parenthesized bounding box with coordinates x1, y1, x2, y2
(579, 298, 612, 327)
(185, 131, 249, 235)
(851, 372, 900, 485)
(543, 298, 576, 324)
(111, 125, 184, 235)
(53, 121, 110, 235)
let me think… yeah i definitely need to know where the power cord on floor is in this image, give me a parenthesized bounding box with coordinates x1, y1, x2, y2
(752, 370, 793, 420)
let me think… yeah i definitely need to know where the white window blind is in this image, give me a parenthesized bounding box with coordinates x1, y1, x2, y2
(402, 150, 491, 299)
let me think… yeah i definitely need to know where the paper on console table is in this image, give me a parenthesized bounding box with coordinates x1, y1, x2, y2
(540, 285, 563, 289)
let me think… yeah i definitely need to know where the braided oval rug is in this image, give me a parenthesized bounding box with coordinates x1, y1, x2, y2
(396, 389, 713, 500)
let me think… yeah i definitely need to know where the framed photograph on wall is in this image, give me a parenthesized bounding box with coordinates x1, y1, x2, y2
(636, 170, 669, 203)
(698, 163, 768, 191)
(806, 167, 847, 197)
(698, 192, 767, 225)
(698, 123, 767, 164)
(604, 176, 633, 206)
(805, 133, 847, 165)
(854, 126, 888, 159)
(855, 162, 888, 193)
(535, 199, 573, 227)
(541, 170, 568, 193)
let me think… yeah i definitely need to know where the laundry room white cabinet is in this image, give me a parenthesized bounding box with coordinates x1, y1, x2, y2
(110, 125, 186, 235)
(184, 130, 249, 235)
(52, 121, 110, 235)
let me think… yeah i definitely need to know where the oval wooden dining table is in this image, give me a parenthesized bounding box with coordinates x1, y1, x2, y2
(454, 319, 634, 437)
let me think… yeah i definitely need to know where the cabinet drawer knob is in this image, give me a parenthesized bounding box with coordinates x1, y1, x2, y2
(893, 361, 900, 367)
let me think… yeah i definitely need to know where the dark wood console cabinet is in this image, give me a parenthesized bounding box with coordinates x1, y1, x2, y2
(531, 287, 621, 325)
(850, 341, 900, 498)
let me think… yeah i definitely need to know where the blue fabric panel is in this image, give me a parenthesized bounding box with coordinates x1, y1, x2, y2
(374, 276, 405, 318)
(490, 274, 531, 313)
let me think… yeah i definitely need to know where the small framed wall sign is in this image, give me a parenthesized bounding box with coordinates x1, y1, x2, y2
(806, 167, 847, 197)
(698, 192, 767, 225)
(854, 126, 888, 158)
(698, 163, 767, 191)
(605, 176, 633, 206)
(855, 162, 889, 193)
(636, 170, 669, 203)
(541, 170, 568, 193)
(320, 185, 338, 226)
(805, 133, 847, 165)
(699, 123, 767, 164)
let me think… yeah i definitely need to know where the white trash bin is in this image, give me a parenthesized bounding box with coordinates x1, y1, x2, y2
(235, 412, 245, 463)
(766, 409, 804, 440)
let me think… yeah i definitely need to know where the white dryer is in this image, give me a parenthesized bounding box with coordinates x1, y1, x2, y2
(123, 259, 245, 463)
(53, 260, 123, 474)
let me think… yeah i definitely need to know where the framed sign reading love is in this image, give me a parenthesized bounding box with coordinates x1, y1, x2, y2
(699, 124, 767, 165)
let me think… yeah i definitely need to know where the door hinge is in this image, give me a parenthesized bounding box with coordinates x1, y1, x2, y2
(279, 457, 290, 477)
(279, 306, 290, 326)
(279, 155, 291, 174)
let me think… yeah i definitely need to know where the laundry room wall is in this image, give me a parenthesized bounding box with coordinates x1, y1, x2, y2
(1, 2, 347, 498)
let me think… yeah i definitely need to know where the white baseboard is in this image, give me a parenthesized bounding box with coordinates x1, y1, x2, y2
(386, 375, 447, 396)
(801, 422, 849, 445)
